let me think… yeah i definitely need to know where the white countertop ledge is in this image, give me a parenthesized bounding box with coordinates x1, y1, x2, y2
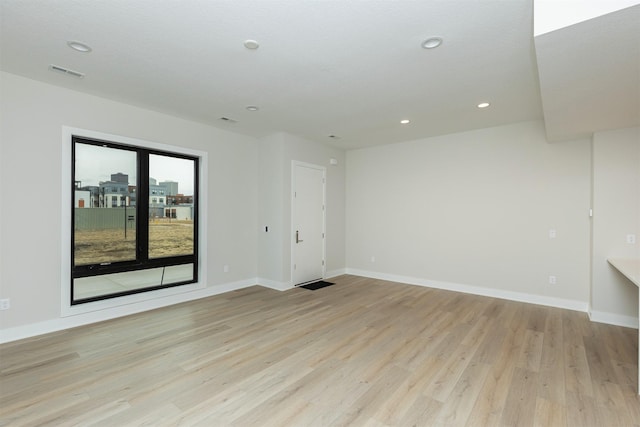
(608, 258, 640, 288)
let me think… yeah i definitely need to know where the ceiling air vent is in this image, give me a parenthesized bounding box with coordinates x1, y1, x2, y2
(218, 117, 238, 124)
(49, 64, 85, 78)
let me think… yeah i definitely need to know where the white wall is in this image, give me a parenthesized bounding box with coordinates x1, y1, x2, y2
(257, 133, 285, 285)
(257, 132, 346, 288)
(346, 120, 592, 309)
(591, 127, 640, 326)
(0, 72, 259, 338)
(2, 69, 633, 341)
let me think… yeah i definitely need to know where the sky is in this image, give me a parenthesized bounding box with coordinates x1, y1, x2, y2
(75, 144, 195, 195)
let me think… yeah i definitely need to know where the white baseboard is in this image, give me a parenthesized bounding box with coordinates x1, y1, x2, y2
(257, 269, 346, 292)
(589, 309, 639, 329)
(257, 277, 293, 291)
(346, 268, 589, 313)
(0, 278, 255, 344)
(325, 268, 347, 279)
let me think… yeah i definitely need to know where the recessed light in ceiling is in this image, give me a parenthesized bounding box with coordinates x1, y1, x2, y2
(421, 37, 443, 49)
(400, 119, 411, 124)
(244, 39, 259, 50)
(67, 41, 92, 53)
(477, 102, 491, 108)
(246, 106, 259, 111)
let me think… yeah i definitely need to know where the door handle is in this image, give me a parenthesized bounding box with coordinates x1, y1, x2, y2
(296, 230, 304, 243)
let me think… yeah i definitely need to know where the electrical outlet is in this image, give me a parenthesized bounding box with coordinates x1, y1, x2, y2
(0, 299, 10, 310)
(627, 234, 636, 244)
(549, 229, 556, 239)
(223, 265, 229, 273)
(370, 256, 376, 263)
(549, 276, 557, 285)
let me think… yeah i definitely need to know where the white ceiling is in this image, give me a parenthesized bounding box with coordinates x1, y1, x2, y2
(0, 1, 638, 149)
(535, 5, 640, 141)
(533, 0, 640, 35)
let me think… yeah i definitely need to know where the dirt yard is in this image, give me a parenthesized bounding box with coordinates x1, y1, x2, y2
(74, 221, 194, 265)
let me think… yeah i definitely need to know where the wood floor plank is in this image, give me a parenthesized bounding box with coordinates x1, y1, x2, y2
(434, 359, 491, 426)
(537, 309, 566, 404)
(533, 397, 567, 427)
(466, 364, 516, 426)
(370, 352, 449, 425)
(466, 315, 524, 426)
(620, 383, 640, 425)
(594, 380, 636, 427)
(566, 390, 605, 427)
(499, 367, 539, 427)
(397, 393, 444, 427)
(424, 342, 477, 402)
(470, 324, 508, 365)
(327, 365, 409, 426)
(516, 329, 544, 372)
(584, 335, 619, 384)
(0, 275, 638, 426)
(564, 343, 595, 398)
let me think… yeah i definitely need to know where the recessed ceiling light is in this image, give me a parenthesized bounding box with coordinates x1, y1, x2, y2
(421, 37, 443, 49)
(477, 102, 491, 108)
(67, 41, 92, 53)
(244, 39, 259, 50)
(400, 119, 411, 124)
(246, 106, 259, 111)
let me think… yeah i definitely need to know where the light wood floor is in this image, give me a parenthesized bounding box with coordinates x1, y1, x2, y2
(1, 275, 639, 426)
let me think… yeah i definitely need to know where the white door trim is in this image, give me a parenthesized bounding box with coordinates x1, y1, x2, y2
(291, 160, 326, 286)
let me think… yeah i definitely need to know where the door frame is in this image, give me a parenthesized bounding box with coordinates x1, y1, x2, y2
(290, 160, 326, 286)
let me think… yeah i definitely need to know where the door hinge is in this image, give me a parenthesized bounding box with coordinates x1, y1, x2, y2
(322, 260, 325, 266)
(322, 233, 325, 238)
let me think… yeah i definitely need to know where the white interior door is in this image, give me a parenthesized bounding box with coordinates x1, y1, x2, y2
(292, 162, 325, 286)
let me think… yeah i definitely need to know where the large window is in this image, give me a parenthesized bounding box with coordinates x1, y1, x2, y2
(71, 136, 198, 304)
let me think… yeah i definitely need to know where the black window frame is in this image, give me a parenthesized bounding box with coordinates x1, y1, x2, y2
(71, 136, 199, 305)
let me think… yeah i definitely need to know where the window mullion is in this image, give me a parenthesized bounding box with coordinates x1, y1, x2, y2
(138, 150, 150, 263)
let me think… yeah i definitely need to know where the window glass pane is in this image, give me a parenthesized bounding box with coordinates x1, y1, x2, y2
(74, 143, 137, 266)
(148, 154, 195, 259)
(73, 264, 194, 301)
